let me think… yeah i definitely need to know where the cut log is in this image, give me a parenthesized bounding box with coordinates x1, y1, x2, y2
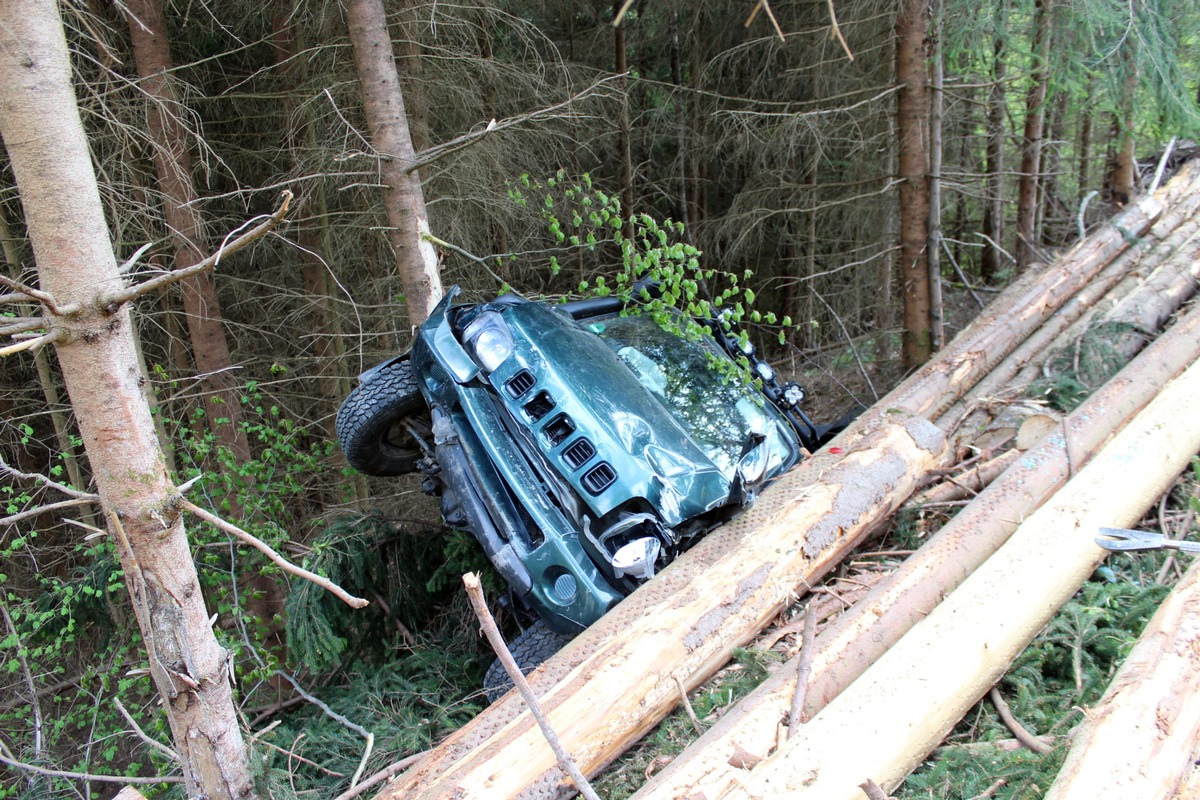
(908, 447, 1022, 506)
(377, 414, 948, 799)
(1044, 556, 1200, 800)
(635, 300, 1200, 799)
(686, 354, 1200, 800)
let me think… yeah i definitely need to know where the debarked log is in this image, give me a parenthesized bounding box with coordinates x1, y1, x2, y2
(376, 413, 948, 800)
(1044, 555, 1200, 800)
(701, 354, 1200, 800)
(633, 299, 1200, 800)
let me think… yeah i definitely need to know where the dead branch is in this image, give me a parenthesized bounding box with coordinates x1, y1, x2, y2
(826, 0, 854, 60)
(461, 571, 602, 800)
(859, 779, 895, 800)
(178, 497, 368, 609)
(0, 273, 68, 315)
(989, 686, 1052, 754)
(787, 601, 818, 737)
(0, 330, 59, 356)
(0, 750, 183, 785)
(405, 75, 625, 175)
(331, 751, 428, 800)
(113, 696, 179, 762)
(99, 191, 292, 310)
(0, 455, 97, 500)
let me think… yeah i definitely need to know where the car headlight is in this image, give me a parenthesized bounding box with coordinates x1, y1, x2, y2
(462, 311, 514, 373)
(782, 382, 806, 407)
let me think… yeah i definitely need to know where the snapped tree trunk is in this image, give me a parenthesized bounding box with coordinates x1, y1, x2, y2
(345, 0, 443, 325)
(615, 2, 635, 239)
(0, 3, 253, 797)
(122, 0, 251, 465)
(895, 0, 932, 367)
(1107, 43, 1139, 207)
(1014, 0, 1053, 270)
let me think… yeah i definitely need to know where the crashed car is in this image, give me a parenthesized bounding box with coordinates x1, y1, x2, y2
(336, 286, 831, 696)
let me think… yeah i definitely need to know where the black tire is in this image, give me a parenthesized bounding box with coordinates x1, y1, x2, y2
(483, 620, 574, 703)
(336, 360, 431, 476)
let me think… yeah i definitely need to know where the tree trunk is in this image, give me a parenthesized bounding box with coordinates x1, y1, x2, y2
(1046, 556, 1200, 799)
(345, 0, 443, 325)
(895, 0, 932, 367)
(379, 415, 949, 799)
(615, 3, 635, 239)
(980, 9, 1007, 284)
(927, 0, 945, 350)
(1015, 0, 1053, 270)
(1108, 44, 1139, 207)
(636, 299, 1200, 800)
(0, 3, 253, 797)
(704, 356, 1200, 800)
(121, 0, 251, 465)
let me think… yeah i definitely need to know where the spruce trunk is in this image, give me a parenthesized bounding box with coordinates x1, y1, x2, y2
(0, 3, 253, 796)
(345, 0, 443, 325)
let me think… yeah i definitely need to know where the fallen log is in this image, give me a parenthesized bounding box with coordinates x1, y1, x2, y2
(634, 300, 1200, 799)
(378, 414, 948, 799)
(1044, 555, 1200, 800)
(692, 354, 1200, 800)
(941, 184, 1200, 437)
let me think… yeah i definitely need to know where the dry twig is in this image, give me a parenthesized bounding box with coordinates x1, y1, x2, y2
(787, 601, 818, 736)
(179, 497, 368, 609)
(989, 686, 1052, 754)
(461, 572, 602, 800)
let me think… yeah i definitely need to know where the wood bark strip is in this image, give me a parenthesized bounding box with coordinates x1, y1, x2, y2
(709, 353, 1200, 800)
(1044, 556, 1200, 799)
(377, 414, 948, 799)
(635, 299, 1200, 799)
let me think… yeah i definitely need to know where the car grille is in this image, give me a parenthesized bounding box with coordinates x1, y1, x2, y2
(562, 438, 595, 470)
(581, 462, 617, 494)
(506, 369, 535, 398)
(544, 414, 575, 446)
(524, 391, 555, 422)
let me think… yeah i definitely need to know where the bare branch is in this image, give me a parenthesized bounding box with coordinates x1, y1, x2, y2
(405, 75, 625, 175)
(612, 0, 635, 26)
(826, 0, 855, 60)
(0, 274, 68, 315)
(0, 455, 97, 500)
(0, 750, 183, 785)
(100, 191, 292, 309)
(178, 497, 369, 609)
(331, 750, 428, 800)
(0, 330, 59, 357)
(462, 571, 602, 800)
(113, 696, 179, 762)
(787, 601, 818, 736)
(1, 497, 99, 528)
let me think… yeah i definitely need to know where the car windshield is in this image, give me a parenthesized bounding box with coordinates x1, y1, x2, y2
(588, 313, 791, 478)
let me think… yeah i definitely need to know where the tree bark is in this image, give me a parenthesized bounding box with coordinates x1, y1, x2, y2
(121, 0, 251, 465)
(980, 9, 1007, 284)
(703, 355, 1200, 800)
(895, 0, 932, 367)
(927, 0, 945, 350)
(1046, 556, 1200, 799)
(0, 3, 253, 797)
(345, 0, 443, 325)
(1015, 0, 1053, 270)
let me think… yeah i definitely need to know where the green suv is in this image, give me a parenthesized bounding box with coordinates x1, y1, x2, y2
(337, 287, 829, 696)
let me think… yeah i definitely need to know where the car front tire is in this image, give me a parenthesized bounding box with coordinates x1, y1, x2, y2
(336, 360, 430, 476)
